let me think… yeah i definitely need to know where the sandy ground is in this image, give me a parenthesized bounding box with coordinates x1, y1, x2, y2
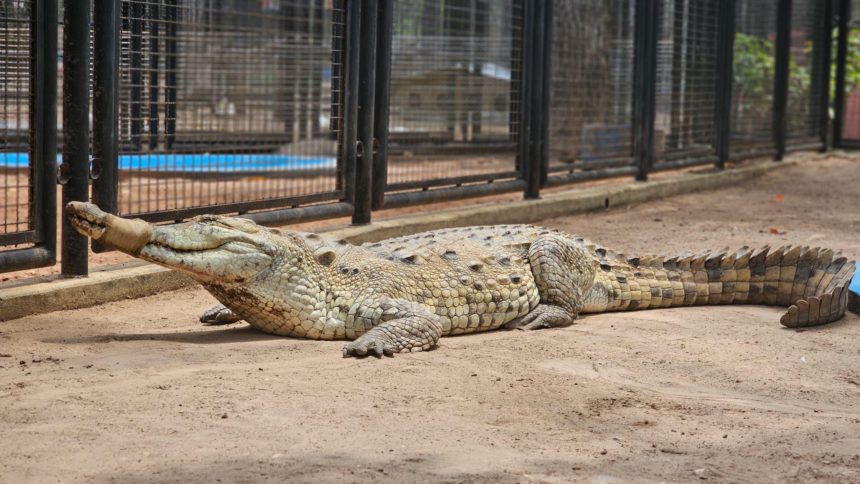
(1, 155, 859, 483)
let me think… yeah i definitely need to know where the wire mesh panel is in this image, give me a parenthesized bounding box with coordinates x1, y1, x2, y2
(784, 0, 824, 147)
(731, 0, 778, 157)
(548, 0, 636, 176)
(0, 1, 33, 244)
(840, 0, 860, 142)
(115, 0, 341, 220)
(386, 0, 523, 190)
(653, 0, 719, 166)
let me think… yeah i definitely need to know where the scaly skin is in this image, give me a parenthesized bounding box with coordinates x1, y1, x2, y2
(66, 202, 856, 358)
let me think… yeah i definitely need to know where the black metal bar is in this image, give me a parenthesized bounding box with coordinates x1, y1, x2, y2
(342, 0, 361, 209)
(730, 147, 779, 161)
(784, 141, 826, 153)
(29, 0, 57, 265)
(352, 0, 377, 225)
(649, 156, 721, 171)
(526, 0, 546, 198)
(129, 1, 142, 149)
(383, 180, 528, 209)
(539, 0, 553, 187)
(242, 202, 354, 227)
(148, 1, 160, 150)
(543, 166, 642, 188)
(714, 0, 737, 169)
(165, 0, 177, 149)
(519, 0, 537, 198)
(0, 248, 56, 274)
(385, 171, 522, 192)
(128, 191, 346, 224)
(92, 0, 121, 254)
(370, 0, 392, 211)
(772, 0, 792, 160)
(0, 230, 37, 247)
(816, 0, 834, 151)
(632, 0, 659, 181)
(60, 0, 91, 277)
(834, 0, 849, 147)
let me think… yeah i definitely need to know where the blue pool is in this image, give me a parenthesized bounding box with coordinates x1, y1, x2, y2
(851, 262, 860, 296)
(0, 152, 336, 173)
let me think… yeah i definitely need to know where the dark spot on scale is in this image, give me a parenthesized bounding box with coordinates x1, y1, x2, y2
(628, 257, 641, 267)
(596, 248, 607, 257)
(474, 282, 484, 290)
(616, 275, 628, 284)
(469, 262, 483, 271)
(306, 233, 320, 239)
(401, 254, 419, 264)
(351, 268, 360, 275)
(600, 263, 612, 272)
(498, 256, 512, 266)
(575, 237, 584, 243)
(340, 267, 350, 275)
(336, 239, 348, 245)
(510, 274, 522, 283)
(441, 249, 458, 261)
(491, 293, 504, 304)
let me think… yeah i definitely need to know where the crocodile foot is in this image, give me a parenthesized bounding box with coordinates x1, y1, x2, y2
(199, 304, 242, 325)
(342, 330, 396, 358)
(504, 304, 576, 330)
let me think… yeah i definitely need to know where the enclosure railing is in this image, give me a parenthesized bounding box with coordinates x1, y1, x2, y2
(0, 0, 844, 275)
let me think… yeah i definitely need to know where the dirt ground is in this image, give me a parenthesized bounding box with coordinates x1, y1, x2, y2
(1, 155, 859, 483)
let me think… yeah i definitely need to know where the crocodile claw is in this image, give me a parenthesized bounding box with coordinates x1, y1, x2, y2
(342, 335, 395, 358)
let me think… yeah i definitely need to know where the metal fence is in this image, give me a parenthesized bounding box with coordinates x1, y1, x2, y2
(108, 0, 342, 222)
(0, 0, 848, 275)
(0, 0, 56, 272)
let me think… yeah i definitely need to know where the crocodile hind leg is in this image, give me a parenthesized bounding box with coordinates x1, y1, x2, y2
(199, 304, 242, 325)
(507, 233, 594, 330)
(342, 300, 444, 357)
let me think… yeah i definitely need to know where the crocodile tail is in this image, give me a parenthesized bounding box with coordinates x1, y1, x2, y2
(597, 246, 856, 328)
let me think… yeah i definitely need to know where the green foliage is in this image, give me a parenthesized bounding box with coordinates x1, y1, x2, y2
(831, 27, 860, 114)
(733, 33, 810, 133)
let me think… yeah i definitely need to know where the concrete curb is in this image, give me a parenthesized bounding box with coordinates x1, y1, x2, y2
(0, 157, 802, 321)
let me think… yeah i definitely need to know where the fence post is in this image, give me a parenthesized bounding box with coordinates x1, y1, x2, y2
(833, 0, 849, 148)
(520, 0, 538, 199)
(714, 0, 736, 169)
(527, 0, 547, 198)
(539, 0, 553, 187)
(816, 0, 834, 151)
(371, 0, 393, 211)
(772, 0, 792, 160)
(33, 0, 57, 262)
(60, 0, 91, 277)
(342, 0, 361, 215)
(633, 0, 659, 181)
(92, 0, 121, 253)
(351, 0, 377, 225)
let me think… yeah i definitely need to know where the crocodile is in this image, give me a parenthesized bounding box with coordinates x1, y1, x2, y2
(66, 201, 856, 358)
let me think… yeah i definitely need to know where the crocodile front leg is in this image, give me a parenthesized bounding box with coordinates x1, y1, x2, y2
(199, 304, 242, 325)
(342, 300, 443, 357)
(507, 233, 594, 330)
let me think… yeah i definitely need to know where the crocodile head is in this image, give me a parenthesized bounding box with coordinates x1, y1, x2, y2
(65, 202, 280, 284)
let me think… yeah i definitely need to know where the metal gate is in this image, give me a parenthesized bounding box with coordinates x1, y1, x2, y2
(90, 0, 351, 226)
(0, 0, 57, 272)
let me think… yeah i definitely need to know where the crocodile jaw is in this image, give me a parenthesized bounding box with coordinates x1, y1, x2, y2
(65, 202, 274, 283)
(65, 201, 153, 254)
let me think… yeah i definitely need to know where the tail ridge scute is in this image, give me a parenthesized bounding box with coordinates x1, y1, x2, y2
(780, 252, 854, 328)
